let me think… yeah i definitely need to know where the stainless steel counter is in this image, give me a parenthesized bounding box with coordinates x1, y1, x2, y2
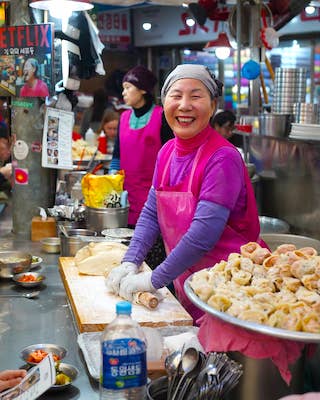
(0, 203, 99, 399)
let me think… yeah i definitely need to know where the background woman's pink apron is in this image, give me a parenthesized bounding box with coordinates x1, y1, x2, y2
(120, 105, 162, 225)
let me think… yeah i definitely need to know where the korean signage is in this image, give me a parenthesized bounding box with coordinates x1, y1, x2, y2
(97, 8, 131, 48)
(0, 23, 53, 97)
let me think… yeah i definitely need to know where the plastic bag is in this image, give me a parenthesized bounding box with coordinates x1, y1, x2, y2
(81, 171, 125, 208)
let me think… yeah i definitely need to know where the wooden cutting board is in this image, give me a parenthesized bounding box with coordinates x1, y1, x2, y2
(59, 257, 193, 332)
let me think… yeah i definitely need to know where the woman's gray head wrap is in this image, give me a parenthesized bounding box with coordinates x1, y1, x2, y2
(161, 64, 223, 103)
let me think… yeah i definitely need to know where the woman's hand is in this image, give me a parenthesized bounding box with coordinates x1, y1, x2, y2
(0, 163, 11, 180)
(0, 369, 27, 392)
(105, 262, 138, 295)
(119, 271, 155, 301)
(279, 394, 320, 400)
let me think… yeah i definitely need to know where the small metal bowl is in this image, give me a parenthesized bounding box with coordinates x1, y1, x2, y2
(20, 343, 67, 366)
(31, 255, 43, 269)
(12, 272, 45, 288)
(40, 237, 61, 254)
(0, 251, 32, 279)
(51, 362, 79, 391)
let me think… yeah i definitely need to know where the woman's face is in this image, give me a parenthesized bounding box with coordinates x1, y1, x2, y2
(122, 82, 146, 108)
(164, 78, 217, 139)
(103, 119, 118, 139)
(23, 60, 35, 82)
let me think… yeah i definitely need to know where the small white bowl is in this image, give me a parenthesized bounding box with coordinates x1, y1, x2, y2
(31, 255, 43, 269)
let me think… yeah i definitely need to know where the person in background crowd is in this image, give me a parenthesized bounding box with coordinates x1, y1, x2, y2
(106, 64, 263, 328)
(80, 88, 110, 137)
(20, 58, 49, 98)
(0, 369, 27, 392)
(212, 109, 236, 140)
(109, 65, 174, 270)
(97, 109, 120, 156)
(109, 65, 174, 227)
(0, 131, 12, 195)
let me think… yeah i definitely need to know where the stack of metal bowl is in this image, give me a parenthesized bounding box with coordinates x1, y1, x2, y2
(272, 68, 307, 115)
(292, 102, 320, 124)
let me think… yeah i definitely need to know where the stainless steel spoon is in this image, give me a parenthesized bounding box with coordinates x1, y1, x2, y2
(171, 347, 199, 400)
(0, 291, 40, 299)
(165, 349, 182, 400)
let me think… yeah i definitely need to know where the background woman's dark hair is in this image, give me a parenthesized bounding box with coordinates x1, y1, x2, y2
(91, 88, 109, 122)
(212, 110, 236, 127)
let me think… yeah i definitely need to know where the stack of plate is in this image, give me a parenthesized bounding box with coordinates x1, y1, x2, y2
(289, 123, 320, 140)
(293, 103, 320, 124)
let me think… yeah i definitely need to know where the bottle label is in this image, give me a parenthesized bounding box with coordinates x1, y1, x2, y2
(101, 338, 147, 390)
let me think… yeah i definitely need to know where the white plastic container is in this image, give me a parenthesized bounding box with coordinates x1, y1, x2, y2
(85, 127, 97, 146)
(100, 301, 147, 399)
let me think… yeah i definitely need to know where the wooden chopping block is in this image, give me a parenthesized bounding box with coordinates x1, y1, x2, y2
(59, 257, 193, 332)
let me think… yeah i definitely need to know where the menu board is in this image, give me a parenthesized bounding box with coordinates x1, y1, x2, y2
(41, 107, 74, 170)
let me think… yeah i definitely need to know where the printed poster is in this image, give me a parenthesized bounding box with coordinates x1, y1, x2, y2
(0, 354, 56, 400)
(42, 107, 74, 170)
(0, 23, 54, 97)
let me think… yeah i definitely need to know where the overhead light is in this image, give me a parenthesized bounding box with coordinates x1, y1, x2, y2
(29, 0, 93, 12)
(203, 32, 232, 60)
(186, 17, 195, 27)
(142, 22, 152, 31)
(305, 6, 316, 14)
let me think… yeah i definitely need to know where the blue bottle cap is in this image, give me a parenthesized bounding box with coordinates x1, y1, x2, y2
(116, 301, 132, 315)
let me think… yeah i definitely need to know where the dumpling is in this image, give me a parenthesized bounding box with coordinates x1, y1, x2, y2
(274, 244, 296, 255)
(298, 247, 318, 258)
(240, 242, 261, 258)
(207, 294, 232, 312)
(251, 247, 272, 265)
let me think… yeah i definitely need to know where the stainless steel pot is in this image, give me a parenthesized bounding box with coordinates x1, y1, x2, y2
(85, 206, 129, 234)
(60, 229, 97, 257)
(259, 114, 291, 138)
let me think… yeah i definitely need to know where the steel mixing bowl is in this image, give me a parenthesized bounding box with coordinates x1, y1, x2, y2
(20, 343, 67, 365)
(12, 272, 45, 288)
(0, 251, 32, 279)
(51, 362, 79, 391)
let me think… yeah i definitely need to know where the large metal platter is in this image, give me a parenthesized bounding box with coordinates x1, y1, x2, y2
(184, 277, 320, 343)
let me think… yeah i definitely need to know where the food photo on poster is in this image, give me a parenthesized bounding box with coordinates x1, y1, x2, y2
(0, 23, 53, 97)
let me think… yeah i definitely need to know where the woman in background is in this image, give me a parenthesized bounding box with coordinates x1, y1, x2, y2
(80, 88, 110, 137)
(109, 65, 173, 227)
(97, 109, 120, 156)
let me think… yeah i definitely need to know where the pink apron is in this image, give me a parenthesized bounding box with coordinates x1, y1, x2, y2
(120, 105, 162, 225)
(156, 130, 261, 321)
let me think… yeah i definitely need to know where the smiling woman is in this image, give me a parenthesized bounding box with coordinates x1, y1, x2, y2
(105, 64, 265, 343)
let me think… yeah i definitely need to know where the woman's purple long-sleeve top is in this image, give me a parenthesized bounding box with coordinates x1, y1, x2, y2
(123, 145, 246, 289)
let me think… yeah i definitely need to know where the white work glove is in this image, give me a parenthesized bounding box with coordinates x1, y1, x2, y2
(105, 262, 138, 295)
(119, 271, 156, 302)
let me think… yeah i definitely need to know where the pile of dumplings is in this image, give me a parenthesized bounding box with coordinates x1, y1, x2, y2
(189, 242, 320, 333)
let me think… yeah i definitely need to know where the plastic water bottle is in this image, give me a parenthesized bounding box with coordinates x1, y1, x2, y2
(100, 301, 147, 400)
(85, 127, 97, 146)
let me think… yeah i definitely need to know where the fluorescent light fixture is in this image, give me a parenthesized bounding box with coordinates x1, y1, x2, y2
(305, 6, 316, 14)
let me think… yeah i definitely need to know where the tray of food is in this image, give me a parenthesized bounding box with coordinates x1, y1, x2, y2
(184, 241, 320, 343)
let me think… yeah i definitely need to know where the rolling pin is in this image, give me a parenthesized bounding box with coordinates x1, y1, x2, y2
(133, 291, 159, 310)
